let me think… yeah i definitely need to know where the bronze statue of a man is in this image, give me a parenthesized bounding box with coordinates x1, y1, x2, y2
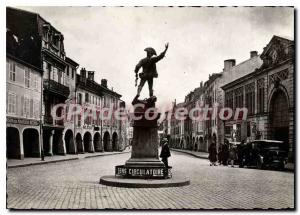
(134, 43, 169, 97)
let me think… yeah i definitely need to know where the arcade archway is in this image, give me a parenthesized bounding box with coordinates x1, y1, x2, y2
(23, 128, 39, 157)
(83, 132, 93, 153)
(94, 132, 101, 152)
(112, 132, 118, 151)
(103, 131, 110, 152)
(269, 89, 289, 150)
(7, 127, 20, 159)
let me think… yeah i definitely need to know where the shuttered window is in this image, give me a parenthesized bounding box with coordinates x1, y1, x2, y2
(8, 60, 16, 82)
(7, 92, 16, 114)
(25, 68, 30, 88)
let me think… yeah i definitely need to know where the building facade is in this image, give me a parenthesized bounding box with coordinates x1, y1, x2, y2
(6, 55, 43, 159)
(6, 7, 128, 160)
(222, 36, 294, 161)
(170, 102, 185, 149)
(100, 78, 123, 152)
(192, 83, 205, 151)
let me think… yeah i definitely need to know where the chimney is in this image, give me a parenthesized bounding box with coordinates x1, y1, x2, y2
(224, 59, 236, 71)
(250, 51, 258, 58)
(101, 79, 107, 88)
(87, 71, 95, 81)
(200, 81, 203, 88)
(80, 68, 86, 79)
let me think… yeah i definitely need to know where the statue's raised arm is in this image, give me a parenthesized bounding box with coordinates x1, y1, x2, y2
(134, 43, 169, 98)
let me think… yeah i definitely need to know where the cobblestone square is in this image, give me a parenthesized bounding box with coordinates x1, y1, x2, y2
(7, 151, 294, 210)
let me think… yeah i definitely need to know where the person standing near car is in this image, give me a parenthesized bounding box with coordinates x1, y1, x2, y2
(208, 141, 218, 166)
(237, 140, 245, 167)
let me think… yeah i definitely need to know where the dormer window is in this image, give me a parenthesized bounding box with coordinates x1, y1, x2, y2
(42, 24, 50, 41)
(53, 33, 60, 47)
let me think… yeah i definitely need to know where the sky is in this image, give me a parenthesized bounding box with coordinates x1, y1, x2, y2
(16, 6, 294, 108)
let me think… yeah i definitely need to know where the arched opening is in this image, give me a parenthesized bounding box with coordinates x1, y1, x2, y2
(64, 130, 75, 154)
(43, 130, 51, 156)
(53, 130, 64, 155)
(103, 131, 110, 152)
(83, 132, 93, 153)
(23, 128, 40, 157)
(112, 132, 118, 151)
(200, 137, 204, 152)
(94, 132, 102, 152)
(76, 133, 83, 153)
(269, 89, 289, 151)
(7, 127, 20, 159)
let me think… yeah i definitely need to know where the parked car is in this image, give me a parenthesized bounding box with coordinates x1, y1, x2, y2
(240, 140, 288, 170)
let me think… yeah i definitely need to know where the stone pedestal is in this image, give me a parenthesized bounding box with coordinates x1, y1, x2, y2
(124, 96, 165, 177)
(125, 112, 164, 168)
(100, 96, 189, 187)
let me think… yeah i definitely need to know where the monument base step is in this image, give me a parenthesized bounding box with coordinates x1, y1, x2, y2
(99, 175, 190, 188)
(125, 158, 165, 167)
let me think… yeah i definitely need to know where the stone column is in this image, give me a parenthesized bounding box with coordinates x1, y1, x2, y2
(19, 129, 24, 159)
(107, 138, 113, 152)
(57, 131, 66, 155)
(47, 130, 54, 156)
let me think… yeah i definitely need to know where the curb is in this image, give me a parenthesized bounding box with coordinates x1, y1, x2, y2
(84, 151, 130, 159)
(171, 149, 208, 160)
(7, 157, 79, 169)
(171, 149, 294, 172)
(7, 151, 131, 169)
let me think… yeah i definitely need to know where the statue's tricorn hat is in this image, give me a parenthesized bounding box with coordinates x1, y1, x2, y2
(144, 47, 157, 55)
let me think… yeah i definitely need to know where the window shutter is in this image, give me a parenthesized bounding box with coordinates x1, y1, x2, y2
(30, 98, 33, 118)
(15, 94, 18, 116)
(21, 95, 24, 116)
(6, 92, 8, 114)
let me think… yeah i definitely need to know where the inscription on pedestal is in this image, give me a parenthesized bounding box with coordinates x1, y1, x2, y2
(115, 165, 172, 178)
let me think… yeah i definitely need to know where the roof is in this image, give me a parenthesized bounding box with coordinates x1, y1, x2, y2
(250, 140, 284, 144)
(76, 73, 122, 98)
(260, 35, 294, 59)
(65, 57, 79, 67)
(7, 7, 62, 34)
(222, 35, 293, 90)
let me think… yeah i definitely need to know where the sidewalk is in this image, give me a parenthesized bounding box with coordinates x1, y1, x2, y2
(171, 148, 294, 171)
(171, 148, 209, 159)
(7, 148, 131, 168)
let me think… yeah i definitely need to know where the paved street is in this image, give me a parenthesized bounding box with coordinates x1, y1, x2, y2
(7, 151, 294, 209)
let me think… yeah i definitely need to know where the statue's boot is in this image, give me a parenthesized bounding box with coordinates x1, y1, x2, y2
(149, 89, 154, 97)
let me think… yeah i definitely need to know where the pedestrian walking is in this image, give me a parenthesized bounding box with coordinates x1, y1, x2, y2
(222, 140, 229, 166)
(229, 143, 237, 167)
(208, 142, 218, 166)
(160, 138, 171, 178)
(218, 144, 223, 165)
